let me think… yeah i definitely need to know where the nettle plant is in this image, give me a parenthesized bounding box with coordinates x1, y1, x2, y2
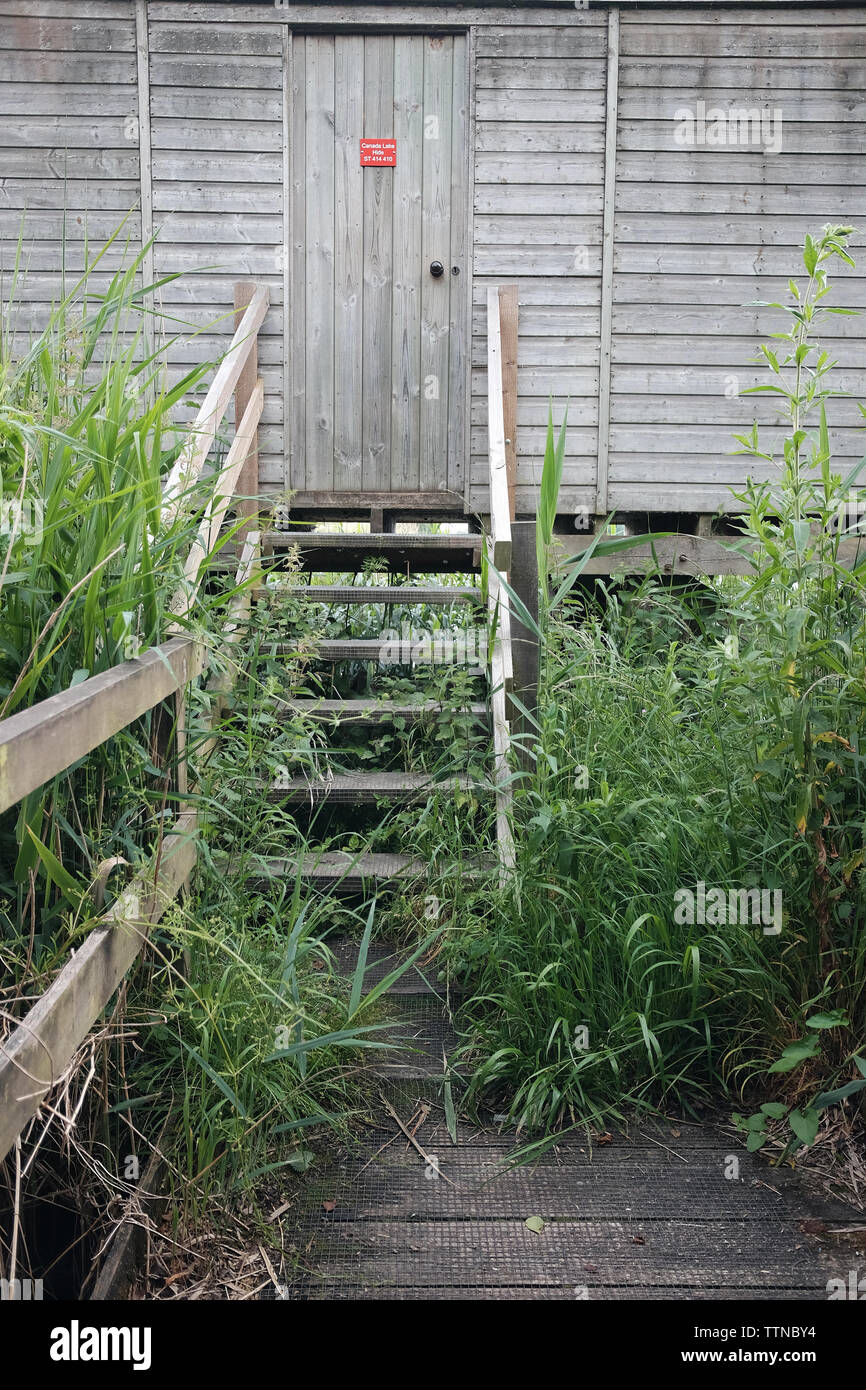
(726, 226, 866, 1034)
(734, 1011, 866, 1157)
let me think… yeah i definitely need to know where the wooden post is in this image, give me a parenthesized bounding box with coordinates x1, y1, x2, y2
(234, 282, 260, 547)
(509, 519, 539, 773)
(595, 6, 619, 515)
(498, 284, 518, 521)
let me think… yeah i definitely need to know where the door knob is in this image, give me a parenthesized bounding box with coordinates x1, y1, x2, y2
(430, 260, 444, 278)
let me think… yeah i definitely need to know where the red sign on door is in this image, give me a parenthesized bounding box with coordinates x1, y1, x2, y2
(360, 139, 397, 167)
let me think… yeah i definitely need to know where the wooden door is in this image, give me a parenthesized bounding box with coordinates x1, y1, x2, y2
(290, 32, 469, 501)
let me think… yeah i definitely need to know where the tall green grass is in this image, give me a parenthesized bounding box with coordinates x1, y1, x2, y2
(449, 224, 866, 1136)
(0, 231, 230, 951)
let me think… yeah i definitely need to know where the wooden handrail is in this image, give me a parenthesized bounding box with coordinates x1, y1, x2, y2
(0, 283, 269, 1160)
(162, 283, 269, 528)
(0, 284, 268, 813)
(0, 535, 261, 1164)
(0, 638, 204, 817)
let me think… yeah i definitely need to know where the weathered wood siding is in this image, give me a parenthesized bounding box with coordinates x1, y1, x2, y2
(0, 1, 141, 319)
(147, 11, 284, 485)
(611, 5, 866, 514)
(2, 2, 865, 516)
(468, 12, 608, 516)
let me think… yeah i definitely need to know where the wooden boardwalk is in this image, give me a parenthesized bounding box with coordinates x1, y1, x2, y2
(279, 944, 859, 1301)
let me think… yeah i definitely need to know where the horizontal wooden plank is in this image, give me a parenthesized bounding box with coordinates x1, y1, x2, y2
(0, 637, 203, 816)
(611, 363, 864, 395)
(0, 2, 133, 17)
(469, 483, 595, 512)
(472, 336, 599, 368)
(273, 588, 481, 608)
(149, 88, 282, 121)
(613, 303, 866, 337)
(473, 276, 601, 306)
(150, 117, 282, 152)
(617, 152, 866, 187)
(472, 425, 598, 454)
(476, 58, 605, 91)
(474, 247, 602, 275)
(619, 118, 866, 154)
(608, 427, 863, 459)
(475, 90, 604, 123)
(612, 271, 866, 306)
(270, 773, 483, 805)
(621, 23, 866, 59)
(0, 14, 133, 50)
(0, 147, 139, 179)
(605, 484, 758, 512)
(475, 121, 604, 153)
(153, 210, 282, 243)
(0, 115, 135, 148)
(617, 185, 866, 217)
(621, 8, 866, 23)
(148, 21, 281, 56)
(607, 457, 827, 483)
(151, 151, 282, 183)
(610, 393, 865, 427)
(275, 637, 484, 664)
(472, 395, 599, 427)
(0, 179, 141, 210)
(620, 58, 866, 91)
(471, 303, 600, 334)
(619, 88, 866, 121)
(471, 366, 598, 396)
(475, 26, 607, 58)
(611, 333, 866, 367)
(475, 153, 604, 185)
(152, 183, 282, 215)
(613, 243, 864, 275)
(0, 209, 141, 239)
(0, 51, 135, 82)
(149, 53, 282, 89)
(475, 187, 602, 216)
(614, 213, 866, 245)
(473, 213, 603, 243)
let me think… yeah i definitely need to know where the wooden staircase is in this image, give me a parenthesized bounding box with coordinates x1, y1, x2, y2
(246, 521, 508, 892)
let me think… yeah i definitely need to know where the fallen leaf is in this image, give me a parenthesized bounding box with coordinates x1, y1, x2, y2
(525, 1215, 545, 1234)
(595, 1132, 613, 1146)
(322, 1200, 336, 1213)
(670, 1129, 681, 1138)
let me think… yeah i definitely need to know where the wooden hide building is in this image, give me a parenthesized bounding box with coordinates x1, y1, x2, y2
(1, 0, 864, 536)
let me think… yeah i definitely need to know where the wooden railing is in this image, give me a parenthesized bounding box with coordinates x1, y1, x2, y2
(486, 286, 516, 879)
(0, 284, 268, 1163)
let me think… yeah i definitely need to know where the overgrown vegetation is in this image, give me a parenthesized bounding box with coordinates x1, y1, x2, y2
(448, 225, 866, 1154)
(3, 221, 866, 1298)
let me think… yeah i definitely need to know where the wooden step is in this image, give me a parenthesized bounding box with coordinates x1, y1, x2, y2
(243, 852, 426, 892)
(271, 584, 483, 606)
(268, 772, 484, 804)
(270, 638, 486, 671)
(271, 698, 489, 724)
(263, 531, 483, 575)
